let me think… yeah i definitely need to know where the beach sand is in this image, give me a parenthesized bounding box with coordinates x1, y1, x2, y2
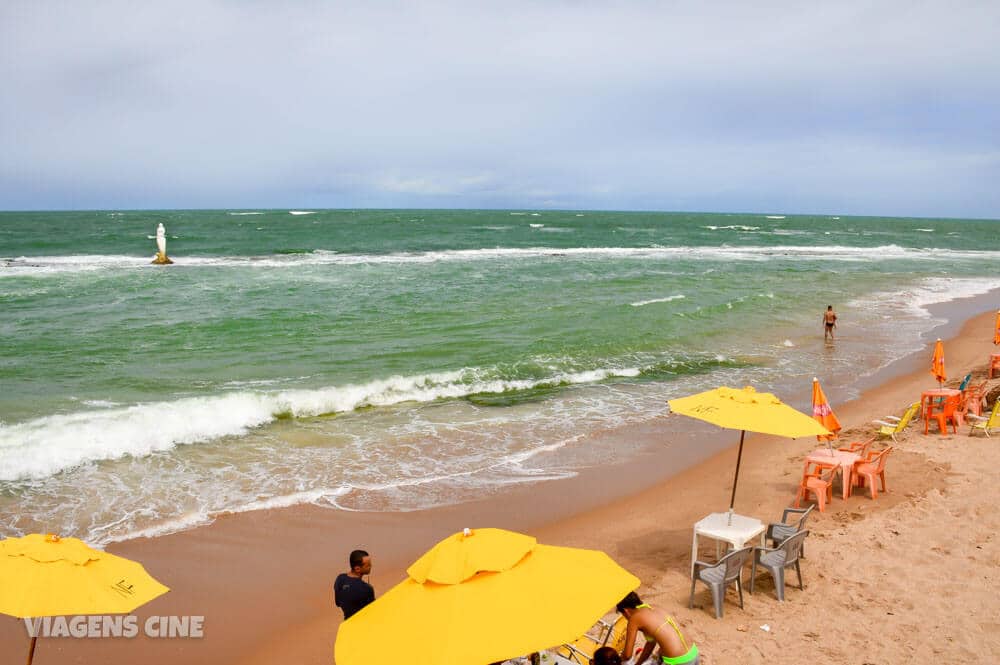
(3, 309, 999, 664)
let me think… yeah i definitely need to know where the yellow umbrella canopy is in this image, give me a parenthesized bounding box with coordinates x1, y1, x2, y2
(335, 528, 639, 665)
(1, 534, 169, 665)
(668, 386, 830, 511)
(0, 534, 169, 618)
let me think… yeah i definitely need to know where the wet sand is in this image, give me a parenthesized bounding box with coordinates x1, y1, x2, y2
(3, 306, 999, 664)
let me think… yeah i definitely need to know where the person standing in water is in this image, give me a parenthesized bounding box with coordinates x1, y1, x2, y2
(823, 305, 838, 341)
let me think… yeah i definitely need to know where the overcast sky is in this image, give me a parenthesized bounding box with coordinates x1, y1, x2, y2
(2, 1, 999, 217)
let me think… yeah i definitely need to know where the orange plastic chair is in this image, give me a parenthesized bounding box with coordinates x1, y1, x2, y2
(838, 436, 874, 458)
(854, 446, 893, 499)
(794, 463, 836, 512)
(989, 355, 1000, 379)
(925, 394, 961, 435)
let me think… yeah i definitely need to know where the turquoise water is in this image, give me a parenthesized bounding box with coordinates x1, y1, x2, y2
(2, 209, 999, 543)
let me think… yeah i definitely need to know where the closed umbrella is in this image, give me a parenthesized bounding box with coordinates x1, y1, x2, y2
(0, 533, 169, 664)
(668, 386, 830, 521)
(931, 338, 946, 386)
(334, 527, 639, 665)
(811, 378, 842, 454)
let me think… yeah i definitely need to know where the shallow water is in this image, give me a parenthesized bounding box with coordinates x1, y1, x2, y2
(2, 209, 998, 543)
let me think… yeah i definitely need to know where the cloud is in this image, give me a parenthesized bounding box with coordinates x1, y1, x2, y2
(2, 1, 998, 216)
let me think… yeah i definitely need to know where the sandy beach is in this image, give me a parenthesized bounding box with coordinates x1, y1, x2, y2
(3, 306, 999, 664)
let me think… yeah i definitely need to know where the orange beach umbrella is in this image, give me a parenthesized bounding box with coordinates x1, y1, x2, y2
(993, 310, 1000, 345)
(931, 338, 946, 386)
(811, 378, 841, 452)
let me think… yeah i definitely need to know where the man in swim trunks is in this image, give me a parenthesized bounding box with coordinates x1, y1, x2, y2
(823, 305, 838, 341)
(616, 592, 700, 664)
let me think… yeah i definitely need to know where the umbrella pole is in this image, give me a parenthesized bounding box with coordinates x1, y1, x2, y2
(728, 430, 746, 523)
(26, 636, 37, 665)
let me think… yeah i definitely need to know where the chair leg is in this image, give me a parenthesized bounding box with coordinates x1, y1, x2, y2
(795, 561, 803, 590)
(869, 473, 879, 500)
(710, 583, 724, 619)
(749, 559, 757, 594)
(688, 577, 697, 609)
(879, 471, 887, 492)
(736, 576, 745, 609)
(772, 566, 785, 602)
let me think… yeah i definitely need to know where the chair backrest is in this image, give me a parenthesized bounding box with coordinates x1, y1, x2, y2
(941, 394, 962, 417)
(870, 446, 893, 472)
(986, 400, 1000, 427)
(895, 402, 920, 430)
(790, 503, 815, 530)
(721, 546, 752, 583)
(778, 529, 809, 565)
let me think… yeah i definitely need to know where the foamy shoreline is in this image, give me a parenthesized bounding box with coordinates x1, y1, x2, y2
(2, 295, 997, 663)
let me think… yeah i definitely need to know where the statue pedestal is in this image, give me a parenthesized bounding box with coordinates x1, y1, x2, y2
(151, 252, 174, 265)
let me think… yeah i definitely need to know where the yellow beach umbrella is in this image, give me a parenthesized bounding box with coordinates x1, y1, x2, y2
(0, 533, 169, 664)
(668, 386, 830, 514)
(811, 378, 842, 453)
(335, 527, 639, 665)
(931, 338, 946, 386)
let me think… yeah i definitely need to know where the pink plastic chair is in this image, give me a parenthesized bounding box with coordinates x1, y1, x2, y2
(854, 446, 893, 499)
(794, 463, 836, 512)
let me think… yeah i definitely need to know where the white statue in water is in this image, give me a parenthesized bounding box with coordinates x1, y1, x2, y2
(152, 222, 173, 264)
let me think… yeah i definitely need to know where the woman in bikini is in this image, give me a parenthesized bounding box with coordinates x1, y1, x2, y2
(616, 592, 700, 664)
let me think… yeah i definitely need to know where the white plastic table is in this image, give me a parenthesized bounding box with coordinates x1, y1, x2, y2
(690, 511, 766, 578)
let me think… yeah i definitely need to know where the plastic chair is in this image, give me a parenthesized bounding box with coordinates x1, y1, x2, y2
(990, 355, 1000, 379)
(964, 380, 988, 417)
(749, 530, 809, 601)
(924, 394, 961, 435)
(854, 446, 893, 499)
(794, 463, 836, 512)
(689, 546, 751, 619)
(968, 400, 1000, 438)
(872, 402, 919, 442)
(838, 436, 875, 458)
(765, 504, 815, 551)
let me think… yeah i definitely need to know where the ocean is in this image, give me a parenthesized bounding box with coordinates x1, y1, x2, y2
(2, 209, 999, 545)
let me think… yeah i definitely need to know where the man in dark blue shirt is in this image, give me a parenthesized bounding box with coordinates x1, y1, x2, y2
(334, 549, 375, 620)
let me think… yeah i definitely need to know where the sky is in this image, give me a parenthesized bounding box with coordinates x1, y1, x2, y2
(2, 1, 999, 217)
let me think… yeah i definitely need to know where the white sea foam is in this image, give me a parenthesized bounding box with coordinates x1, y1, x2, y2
(915, 228, 935, 232)
(0, 366, 643, 481)
(6, 245, 1000, 277)
(288, 210, 315, 215)
(766, 215, 786, 219)
(630, 294, 686, 307)
(848, 276, 1000, 320)
(702, 225, 760, 231)
(529, 223, 544, 228)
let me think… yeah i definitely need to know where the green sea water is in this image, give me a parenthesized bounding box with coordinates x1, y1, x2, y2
(2, 208, 999, 543)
